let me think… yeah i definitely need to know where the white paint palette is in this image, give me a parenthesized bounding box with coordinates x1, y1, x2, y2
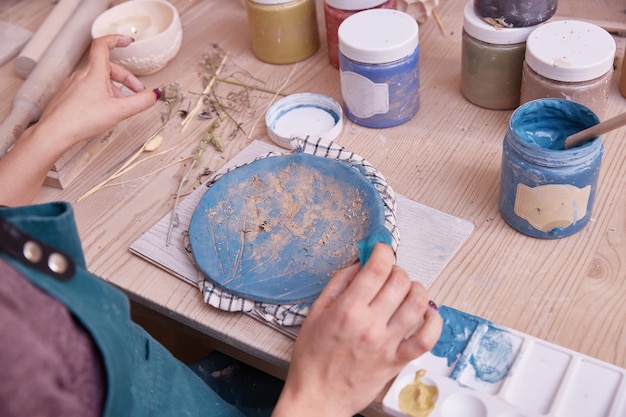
(383, 306, 626, 417)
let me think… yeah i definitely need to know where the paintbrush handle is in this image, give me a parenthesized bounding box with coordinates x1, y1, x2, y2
(564, 112, 626, 149)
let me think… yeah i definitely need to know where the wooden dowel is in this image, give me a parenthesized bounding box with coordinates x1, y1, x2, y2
(564, 112, 626, 149)
(0, 0, 113, 157)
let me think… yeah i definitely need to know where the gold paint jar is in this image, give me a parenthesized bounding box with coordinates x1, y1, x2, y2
(245, 0, 320, 64)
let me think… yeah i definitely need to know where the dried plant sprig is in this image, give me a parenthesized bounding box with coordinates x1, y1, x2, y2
(210, 91, 247, 138)
(96, 156, 194, 189)
(166, 117, 224, 245)
(247, 63, 298, 139)
(216, 77, 288, 97)
(77, 83, 185, 202)
(180, 49, 228, 133)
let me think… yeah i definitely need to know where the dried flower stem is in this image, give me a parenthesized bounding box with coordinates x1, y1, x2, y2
(95, 156, 193, 189)
(180, 53, 228, 133)
(216, 77, 288, 96)
(77, 83, 184, 202)
(247, 63, 298, 139)
(166, 118, 224, 245)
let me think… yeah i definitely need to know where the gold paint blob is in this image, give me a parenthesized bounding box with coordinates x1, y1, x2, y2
(245, 0, 319, 64)
(398, 369, 438, 417)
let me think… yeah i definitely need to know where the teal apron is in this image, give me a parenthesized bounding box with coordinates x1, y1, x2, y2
(0, 202, 245, 417)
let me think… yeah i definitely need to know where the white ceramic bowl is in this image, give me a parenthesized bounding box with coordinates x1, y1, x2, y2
(91, 0, 182, 75)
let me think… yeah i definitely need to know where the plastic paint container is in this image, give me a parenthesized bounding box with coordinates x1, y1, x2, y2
(324, 0, 397, 70)
(499, 99, 603, 239)
(338, 9, 419, 128)
(461, 2, 537, 110)
(265, 93, 344, 149)
(520, 20, 616, 118)
(245, 0, 320, 64)
(473, 0, 557, 27)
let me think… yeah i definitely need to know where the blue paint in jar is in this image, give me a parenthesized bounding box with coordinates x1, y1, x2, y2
(499, 99, 603, 239)
(338, 9, 420, 128)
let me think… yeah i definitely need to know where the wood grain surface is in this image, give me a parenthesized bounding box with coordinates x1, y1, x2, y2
(1, 1, 625, 414)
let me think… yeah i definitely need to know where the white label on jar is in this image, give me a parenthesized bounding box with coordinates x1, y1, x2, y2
(514, 183, 591, 232)
(340, 70, 389, 118)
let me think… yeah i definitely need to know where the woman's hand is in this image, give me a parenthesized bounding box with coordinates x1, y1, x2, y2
(273, 243, 442, 417)
(36, 34, 159, 148)
(0, 34, 159, 206)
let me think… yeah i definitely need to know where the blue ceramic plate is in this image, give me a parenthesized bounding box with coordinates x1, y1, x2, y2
(188, 153, 385, 304)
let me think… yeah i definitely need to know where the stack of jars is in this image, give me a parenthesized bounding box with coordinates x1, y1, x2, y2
(461, 0, 557, 110)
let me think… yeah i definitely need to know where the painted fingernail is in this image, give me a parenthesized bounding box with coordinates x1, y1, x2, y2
(153, 87, 163, 101)
(428, 300, 438, 311)
(131, 37, 136, 42)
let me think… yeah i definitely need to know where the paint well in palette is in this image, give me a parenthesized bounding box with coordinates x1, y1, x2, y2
(385, 306, 626, 417)
(433, 306, 522, 394)
(504, 341, 572, 414)
(440, 392, 487, 417)
(558, 359, 623, 417)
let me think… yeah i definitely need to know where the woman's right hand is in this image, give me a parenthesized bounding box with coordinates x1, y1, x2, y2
(273, 243, 442, 417)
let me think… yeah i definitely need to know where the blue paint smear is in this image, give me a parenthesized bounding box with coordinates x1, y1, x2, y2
(470, 326, 515, 383)
(433, 306, 517, 384)
(431, 305, 480, 367)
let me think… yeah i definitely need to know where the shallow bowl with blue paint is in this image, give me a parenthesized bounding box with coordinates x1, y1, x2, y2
(188, 153, 386, 305)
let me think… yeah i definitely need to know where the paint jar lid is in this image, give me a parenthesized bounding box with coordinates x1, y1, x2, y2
(265, 93, 344, 149)
(525, 20, 616, 82)
(338, 9, 419, 64)
(326, 0, 390, 10)
(463, 2, 537, 45)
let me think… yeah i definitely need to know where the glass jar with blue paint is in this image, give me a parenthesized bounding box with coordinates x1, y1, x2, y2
(338, 9, 419, 128)
(498, 99, 603, 239)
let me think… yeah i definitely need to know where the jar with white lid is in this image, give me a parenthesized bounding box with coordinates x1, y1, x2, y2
(324, 0, 397, 69)
(338, 9, 419, 128)
(461, 2, 537, 110)
(520, 20, 616, 118)
(245, 0, 319, 64)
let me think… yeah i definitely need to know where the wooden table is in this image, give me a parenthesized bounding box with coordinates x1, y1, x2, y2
(2, 0, 625, 414)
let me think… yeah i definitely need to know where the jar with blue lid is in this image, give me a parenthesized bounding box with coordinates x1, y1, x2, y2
(338, 9, 419, 128)
(498, 99, 603, 239)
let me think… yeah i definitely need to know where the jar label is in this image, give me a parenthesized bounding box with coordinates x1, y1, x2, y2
(340, 71, 389, 118)
(514, 184, 591, 232)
